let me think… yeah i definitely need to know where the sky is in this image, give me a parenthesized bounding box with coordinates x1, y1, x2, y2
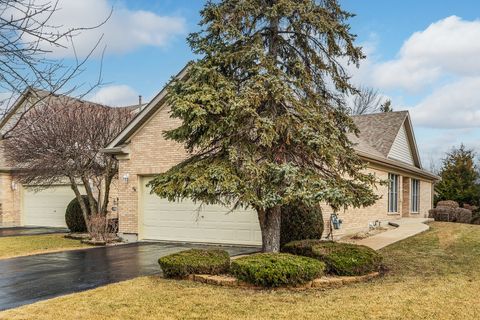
(43, 0, 480, 169)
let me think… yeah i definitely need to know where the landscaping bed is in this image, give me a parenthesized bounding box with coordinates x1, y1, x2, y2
(190, 271, 380, 289)
(157, 241, 383, 290)
(65, 233, 122, 246)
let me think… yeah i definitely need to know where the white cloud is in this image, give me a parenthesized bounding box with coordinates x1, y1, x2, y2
(409, 77, 480, 128)
(90, 85, 139, 107)
(21, 0, 187, 58)
(367, 16, 480, 91)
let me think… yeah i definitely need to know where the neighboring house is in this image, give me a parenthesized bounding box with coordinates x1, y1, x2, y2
(0, 89, 125, 228)
(103, 67, 439, 244)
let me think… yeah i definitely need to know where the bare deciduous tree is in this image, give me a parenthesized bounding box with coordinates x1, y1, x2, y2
(350, 86, 392, 115)
(0, 0, 109, 134)
(4, 96, 132, 241)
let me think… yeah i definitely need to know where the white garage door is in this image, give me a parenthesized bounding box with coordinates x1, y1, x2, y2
(23, 186, 80, 227)
(141, 178, 262, 245)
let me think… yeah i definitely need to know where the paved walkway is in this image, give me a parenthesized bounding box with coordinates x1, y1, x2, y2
(0, 227, 69, 237)
(355, 217, 432, 250)
(0, 242, 259, 311)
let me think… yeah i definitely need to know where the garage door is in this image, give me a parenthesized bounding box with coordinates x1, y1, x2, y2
(141, 178, 262, 245)
(23, 186, 80, 227)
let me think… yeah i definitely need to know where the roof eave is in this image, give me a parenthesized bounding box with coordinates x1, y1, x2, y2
(105, 64, 190, 149)
(358, 151, 440, 181)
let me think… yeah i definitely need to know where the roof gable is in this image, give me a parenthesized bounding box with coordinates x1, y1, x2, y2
(352, 111, 422, 169)
(352, 111, 408, 156)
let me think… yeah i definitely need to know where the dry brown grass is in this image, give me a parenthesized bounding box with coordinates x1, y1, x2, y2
(1, 222, 480, 320)
(0, 234, 90, 260)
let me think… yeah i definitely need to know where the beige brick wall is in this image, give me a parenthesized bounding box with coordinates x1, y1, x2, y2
(116, 104, 436, 239)
(117, 105, 188, 234)
(322, 167, 434, 239)
(419, 179, 433, 217)
(0, 173, 21, 226)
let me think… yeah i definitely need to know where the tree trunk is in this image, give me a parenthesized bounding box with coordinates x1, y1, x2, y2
(68, 176, 92, 234)
(258, 206, 282, 252)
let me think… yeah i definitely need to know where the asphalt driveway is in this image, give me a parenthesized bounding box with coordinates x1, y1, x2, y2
(0, 227, 69, 237)
(0, 242, 259, 311)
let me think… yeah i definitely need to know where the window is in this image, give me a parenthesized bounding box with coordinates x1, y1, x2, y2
(411, 179, 420, 213)
(388, 173, 399, 213)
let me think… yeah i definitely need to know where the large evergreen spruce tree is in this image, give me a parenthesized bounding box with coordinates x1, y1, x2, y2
(149, 0, 379, 252)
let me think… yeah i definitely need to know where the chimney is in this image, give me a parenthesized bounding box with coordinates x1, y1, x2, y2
(138, 95, 142, 106)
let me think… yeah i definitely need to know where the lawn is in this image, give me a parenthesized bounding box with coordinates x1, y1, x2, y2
(1, 222, 480, 320)
(0, 234, 90, 259)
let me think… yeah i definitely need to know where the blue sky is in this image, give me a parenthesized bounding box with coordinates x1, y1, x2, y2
(51, 0, 480, 169)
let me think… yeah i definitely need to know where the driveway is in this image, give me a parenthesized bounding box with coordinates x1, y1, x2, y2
(0, 227, 69, 237)
(0, 242, 259, 311)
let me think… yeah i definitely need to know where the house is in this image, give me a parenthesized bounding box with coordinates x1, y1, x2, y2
(0, 89, 127, 228)
(103, 67, 439, 244)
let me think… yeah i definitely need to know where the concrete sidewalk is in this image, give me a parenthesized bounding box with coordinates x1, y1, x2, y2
(355, 218, 432, 250)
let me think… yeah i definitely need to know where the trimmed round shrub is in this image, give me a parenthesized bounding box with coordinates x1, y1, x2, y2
(158, 249, 230, 278)
(280, 202, 324, 247)
(430, 206, 472, 223)
(65, 195, 94, 233)
(230, 253, 325, 287)
(436, 200, 459, 209)
(283, 240, 382, 276)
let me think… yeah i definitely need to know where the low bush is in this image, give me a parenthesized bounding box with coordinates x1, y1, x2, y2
(430, 207, 472, 223)
(65, 196, 95, 233)
(280, 202, 324, 247)
(283, 240, 382, 276)
(230, 253, 325, 287)
(436, 200, 459, 209)
(158, 249, 230, 278)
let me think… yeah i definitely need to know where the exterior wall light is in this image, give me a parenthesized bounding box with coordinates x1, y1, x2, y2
(123, 173, 129, 183)
(11, 181, 17, 191)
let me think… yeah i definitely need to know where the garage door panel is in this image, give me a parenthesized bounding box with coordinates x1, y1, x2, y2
(142, 178, 262, 245)
(23, 186, 84, 228)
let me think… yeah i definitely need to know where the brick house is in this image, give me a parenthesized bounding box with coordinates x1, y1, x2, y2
(0, 89, 126, 228)
(103, 67, 439, 244)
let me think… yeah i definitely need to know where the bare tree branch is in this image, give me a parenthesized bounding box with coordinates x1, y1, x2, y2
(4, 97, 133, 240)
(350, 86, 391, 115)
(0, 0, 112, 134)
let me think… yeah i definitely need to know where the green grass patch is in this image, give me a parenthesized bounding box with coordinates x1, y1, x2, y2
(0, 234, 89, 259)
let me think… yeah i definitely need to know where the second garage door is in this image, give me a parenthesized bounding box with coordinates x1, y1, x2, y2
(23, 185, 80, 228)
(141, 178, 262, 245)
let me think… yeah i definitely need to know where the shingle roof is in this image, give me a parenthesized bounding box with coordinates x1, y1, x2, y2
(352, 111, 408, 157)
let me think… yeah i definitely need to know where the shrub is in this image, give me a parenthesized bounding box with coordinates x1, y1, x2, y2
(230, 253, 325, 287)
(430, 206, 472, 223)
(280, 202, 324, 247)
(158, 249, 230, 278)
(65, 195, 95, 233)
(436, 200, 459, 209)
(283, 240, 382, 276)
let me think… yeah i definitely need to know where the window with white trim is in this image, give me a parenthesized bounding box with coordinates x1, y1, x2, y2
(411, 179, 420, 213)
(388, 173, 399, 213)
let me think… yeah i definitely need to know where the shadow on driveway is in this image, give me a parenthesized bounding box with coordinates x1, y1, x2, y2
(0, 242, 259, 311)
